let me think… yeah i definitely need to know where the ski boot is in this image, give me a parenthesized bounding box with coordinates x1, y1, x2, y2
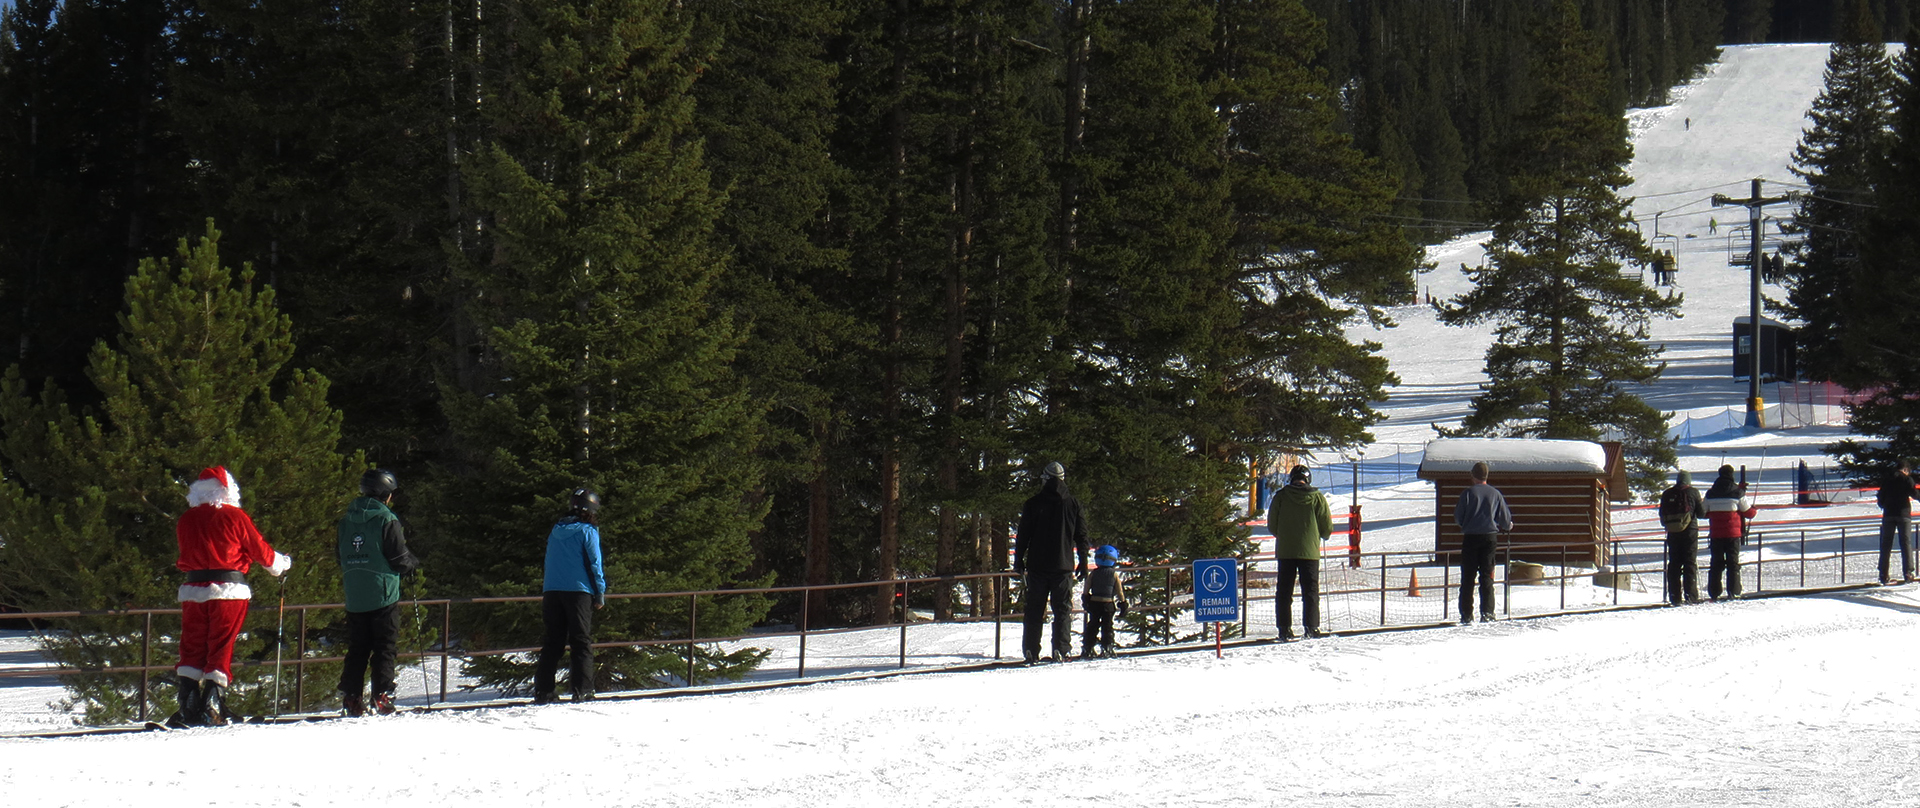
(166, 675, 203, 728)
(531, 690, 559, 705)
(372, 692, 396, 715)
(342, 692, 366, 717)
(200, 680, 229, 727)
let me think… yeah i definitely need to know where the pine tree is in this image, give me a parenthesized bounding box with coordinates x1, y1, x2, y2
(1782, 0, 1892, 384)
(0, 0, 192, 400)
(1051, 0, 1238, 580)
(0, 222, 361, 723)
(686, 0, 855, 605)
(1831, 25, 1920, 474)
(430, 0, 770, 691)
(167, 0, 455, 467)
(1438, 0, 1679, 495)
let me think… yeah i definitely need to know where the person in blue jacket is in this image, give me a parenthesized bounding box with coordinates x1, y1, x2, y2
(534, 487, 607, 704)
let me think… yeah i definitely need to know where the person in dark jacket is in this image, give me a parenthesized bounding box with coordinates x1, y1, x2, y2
(336, 469, 420, 717)
(1877, 460, 1918, 585)
(534, 487, 608, 703)
(1658, 469, 1706, 606)
(1268, 465, 1333, 640)
(1014, 462, 1090, 664)
(1454, 461, 1513, 624)
(1703, 465, 1755, 601)
(1079, 545, 1127, 660)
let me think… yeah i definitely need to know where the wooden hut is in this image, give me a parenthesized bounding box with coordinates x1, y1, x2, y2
(1417, 438, 1628, 568)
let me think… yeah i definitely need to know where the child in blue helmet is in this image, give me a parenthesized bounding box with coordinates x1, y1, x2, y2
(1079, 545, 1128, 660)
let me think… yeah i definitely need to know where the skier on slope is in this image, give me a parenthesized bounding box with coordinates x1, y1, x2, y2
(170, 466, 292, 727)
(1703, 465, 1756, 601)
(1267, 464, 1333, 640)
(1658, 469, 1706, 606)
(533, 487, 607, 704)
(1013, 462, 1090, 664)
(1079, 545, 1127, 660)
(336, 468, 420, 717)
(1874, 459, 1918, 586)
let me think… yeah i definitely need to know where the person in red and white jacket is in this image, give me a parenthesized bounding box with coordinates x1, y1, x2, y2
(1702, 465, 1756, 602)
(170, 466, 292, 727)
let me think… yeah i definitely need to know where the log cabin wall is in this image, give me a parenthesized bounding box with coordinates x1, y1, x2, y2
(1427, 472, 1609, 568)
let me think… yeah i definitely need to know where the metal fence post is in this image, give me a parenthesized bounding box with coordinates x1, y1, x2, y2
(1378, 553, 1388, 627)
(686, 594, 698, 687)
(799, 588, 810, 678)
(898, 581, 909, 670)
(140, 612, 152, 722)
(438, 601, 449, 704)
(1800, 530, 1807, 588)
(992, 575, 1002, 660)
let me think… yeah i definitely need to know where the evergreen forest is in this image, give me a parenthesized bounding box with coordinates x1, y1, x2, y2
(0, 0, 1870, 714)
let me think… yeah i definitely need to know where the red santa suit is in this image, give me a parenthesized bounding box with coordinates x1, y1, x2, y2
(176, 466, 291, 687)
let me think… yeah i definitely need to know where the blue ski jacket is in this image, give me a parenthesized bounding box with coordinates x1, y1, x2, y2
(543, 517, 607, 605)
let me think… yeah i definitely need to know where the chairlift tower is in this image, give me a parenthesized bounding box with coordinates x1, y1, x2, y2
(1711, 179, 1796, 429)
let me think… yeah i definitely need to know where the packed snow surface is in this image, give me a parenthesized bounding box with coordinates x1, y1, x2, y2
(0, 44, 1892, 806)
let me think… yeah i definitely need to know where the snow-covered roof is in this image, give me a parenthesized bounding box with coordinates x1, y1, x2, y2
(1417, 438, 1609, 476)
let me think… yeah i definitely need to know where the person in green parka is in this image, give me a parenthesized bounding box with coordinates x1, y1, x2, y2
(336, 468, 420, 716)
(1267, 465, 1333, 640)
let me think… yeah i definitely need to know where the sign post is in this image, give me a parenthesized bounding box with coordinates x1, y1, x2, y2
(1193, 558, 1240, 658)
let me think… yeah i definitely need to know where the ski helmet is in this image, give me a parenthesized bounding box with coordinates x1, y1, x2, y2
(570, 487, 602, 514)
(1042, 461, 1066, 482)
(1095, 544, 1120, 567)
(360, 468, 399, 498)
(1288, 465, 1311, 485)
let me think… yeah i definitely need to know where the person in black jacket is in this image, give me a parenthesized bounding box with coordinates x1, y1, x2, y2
(1014, 462, 1090, 664)
(1657, 470, 1705, 606)
(1878, 460, 1918, 585)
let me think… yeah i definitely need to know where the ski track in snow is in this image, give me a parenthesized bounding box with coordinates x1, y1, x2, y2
(3, 44, 1908, 807)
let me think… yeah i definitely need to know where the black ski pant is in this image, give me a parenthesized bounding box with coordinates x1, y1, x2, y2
(536, 591, 595, 697)
(1880, 515, 1914, 582)
(1664, 531, 1700, 605)
(1081, 601, 1116, 656)
(1022, 570, 1074, 660)
(1276, 558, 1320, 637)
(339, 603, 401, 697)
(1707, 537, 1742, 599)
(1459, 533, 1498, 620)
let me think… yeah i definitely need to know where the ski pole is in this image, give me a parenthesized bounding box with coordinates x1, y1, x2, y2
(273, 574, 286, 718)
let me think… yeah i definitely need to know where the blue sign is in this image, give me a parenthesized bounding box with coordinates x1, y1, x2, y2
(1193, 558, 1239, 623)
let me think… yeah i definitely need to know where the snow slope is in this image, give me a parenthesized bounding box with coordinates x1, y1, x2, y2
(0, 44, 1896, 807)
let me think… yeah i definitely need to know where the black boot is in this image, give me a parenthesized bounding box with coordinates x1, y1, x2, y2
(200, 680, 228, 727)
(167, 676, 202, 728)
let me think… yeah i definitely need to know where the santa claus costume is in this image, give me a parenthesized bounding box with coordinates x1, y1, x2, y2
(171, 466, 292, 727)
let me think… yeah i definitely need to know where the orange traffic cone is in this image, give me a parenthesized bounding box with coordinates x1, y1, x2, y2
(1407, 569, 1422, 598)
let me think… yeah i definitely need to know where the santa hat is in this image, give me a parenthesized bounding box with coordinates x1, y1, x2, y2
(186, 466, 243, 509)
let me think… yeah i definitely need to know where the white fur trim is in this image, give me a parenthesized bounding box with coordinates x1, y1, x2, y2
(267, 552, 292, 577)
(203, 669, 229, 687)
(176, 666, 204, 681)
(178, 582, 253, 602)
(186, 472, 243, 508)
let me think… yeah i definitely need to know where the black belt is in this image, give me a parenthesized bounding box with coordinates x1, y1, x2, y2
(183, 570, 246, 584)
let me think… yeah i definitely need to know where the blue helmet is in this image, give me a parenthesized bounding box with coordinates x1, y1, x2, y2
(1094, 545, 1120, 567)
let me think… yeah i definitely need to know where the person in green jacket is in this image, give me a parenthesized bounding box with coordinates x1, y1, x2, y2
(1267, 465, 1333, 640)
(336, 469, 420, 717)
